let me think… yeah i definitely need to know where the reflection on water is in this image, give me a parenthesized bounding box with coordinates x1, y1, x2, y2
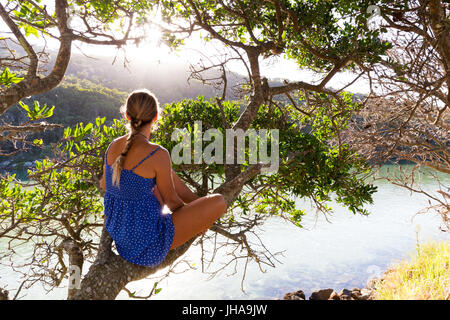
(1, 165, 449, 299)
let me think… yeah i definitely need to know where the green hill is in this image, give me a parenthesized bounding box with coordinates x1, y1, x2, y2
(0, 76, 126, 168)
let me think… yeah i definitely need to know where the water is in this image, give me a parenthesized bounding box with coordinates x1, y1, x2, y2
(1, 165, 448, 299)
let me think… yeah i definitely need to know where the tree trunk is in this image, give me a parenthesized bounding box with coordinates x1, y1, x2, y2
(69, 228, 196, 300)
(70, 167, 258, 300)
(62, 238, 84, 299)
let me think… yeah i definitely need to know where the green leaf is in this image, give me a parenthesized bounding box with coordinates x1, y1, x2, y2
(23, 24, 39, 38)
(85, 123, 93, 133)
(0, 68, 24, 87)
(19, 101, 31, 113)
(19, 100, 54, 121)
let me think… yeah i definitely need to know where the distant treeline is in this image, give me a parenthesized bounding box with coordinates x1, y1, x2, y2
(0, 50, 239, 165)
(49, 50, 244, 104)
(0, 75, 127, 165)
(0, 50, 375, 170)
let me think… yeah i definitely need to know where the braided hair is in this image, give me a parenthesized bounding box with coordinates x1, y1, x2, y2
(111, 89, 159, 187)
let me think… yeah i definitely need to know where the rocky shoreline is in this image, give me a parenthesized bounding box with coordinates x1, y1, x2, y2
(282, 279, 378, 300)
(0, 288, 9, 300)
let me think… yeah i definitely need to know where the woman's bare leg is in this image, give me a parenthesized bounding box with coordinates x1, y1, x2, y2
(169, 193, 226, 250)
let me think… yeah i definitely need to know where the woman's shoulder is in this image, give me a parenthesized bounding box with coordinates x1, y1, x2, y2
(109, 135, 127, 148)
(131, 140, 167, 159)
(132, 141, 170, 174)
(145, 142, 169, 158)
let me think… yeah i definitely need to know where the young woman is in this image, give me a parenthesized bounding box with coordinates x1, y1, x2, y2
(100, 89, 227, 267)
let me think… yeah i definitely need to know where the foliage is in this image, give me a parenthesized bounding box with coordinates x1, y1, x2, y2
(0, 117, 126, 288)
(374, 241, 450, 300)
(159, 0, 392, 66)
(155, 96, 376, 225)
(1, 95, 377, 291)
(19, 100, 54, 122)
(0, 68, 24, 88)
(0, 76, 126, 162)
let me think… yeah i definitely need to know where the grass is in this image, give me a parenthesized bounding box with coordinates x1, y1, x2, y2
(374, 241, 450, 300)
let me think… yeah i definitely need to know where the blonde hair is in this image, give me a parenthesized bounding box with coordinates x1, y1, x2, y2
(112, 89, 159, 187)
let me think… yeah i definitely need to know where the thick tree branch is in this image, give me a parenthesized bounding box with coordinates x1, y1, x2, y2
(0, 2, 38, 79)
(0, 0, 73, 113)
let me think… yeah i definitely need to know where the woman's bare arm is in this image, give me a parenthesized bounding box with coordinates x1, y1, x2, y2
(100, 165, 106, 191)
(154, 148, 185, 212)
(154, 169, 199, 205)
(171, 170, 200, 203)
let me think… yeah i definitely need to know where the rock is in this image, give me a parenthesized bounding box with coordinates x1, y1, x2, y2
(283, 290, 306, 300)
(359, 293, 371, 300)
(339, 288, 353, 300)
(310, 288, 334, 300)
(283, 285, 378, 301)
(351, 290, 362, 300)
(0, 288, 9, 300)
(360, 288, 374, 300)
(23, 161, 33, 167)
(361, 288, 372, 296)
(329, 291, 341, 300)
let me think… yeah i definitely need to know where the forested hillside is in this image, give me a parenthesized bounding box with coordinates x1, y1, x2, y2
(47, 49, 243, 103)
(0, 49, 251, 173)
(0, 50, 365, 173)
(0, 76, 125, 170)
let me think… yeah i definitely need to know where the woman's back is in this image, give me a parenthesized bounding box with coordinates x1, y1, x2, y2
(100, 89, 226, 268)
(105, 135, 160, 179)
(103, 136, 175, 267)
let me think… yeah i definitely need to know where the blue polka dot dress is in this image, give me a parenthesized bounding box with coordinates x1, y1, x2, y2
(103, 143, 175, 267)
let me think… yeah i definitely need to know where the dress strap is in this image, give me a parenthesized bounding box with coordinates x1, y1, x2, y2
(131, 146, 161, 171)
(104, 141, 114, 165)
